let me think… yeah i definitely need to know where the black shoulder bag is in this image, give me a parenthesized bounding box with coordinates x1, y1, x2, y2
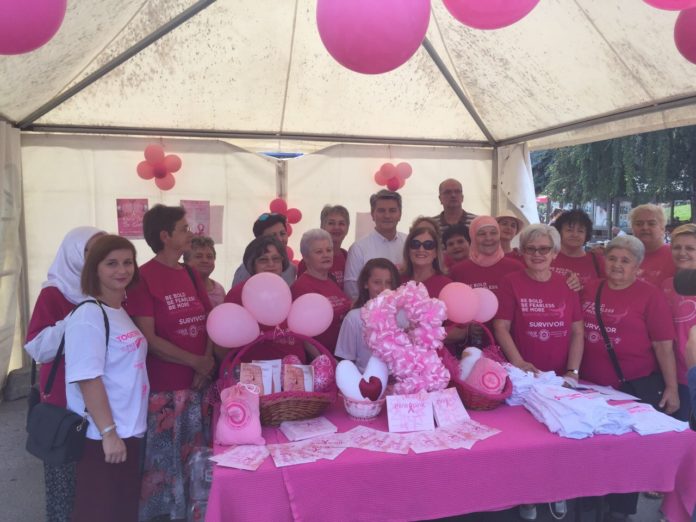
(594, 281, 665, 409)
(26, 300, 109, 465)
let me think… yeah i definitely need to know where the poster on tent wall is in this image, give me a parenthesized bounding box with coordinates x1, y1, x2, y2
(117, 198, 148, 239)
(180, 200, 211, 238)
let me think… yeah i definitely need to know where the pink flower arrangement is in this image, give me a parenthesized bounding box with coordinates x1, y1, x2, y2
(362, 281, 450, 394)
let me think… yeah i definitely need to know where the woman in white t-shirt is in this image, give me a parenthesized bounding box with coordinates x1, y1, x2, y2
(64, 235, 149, 522)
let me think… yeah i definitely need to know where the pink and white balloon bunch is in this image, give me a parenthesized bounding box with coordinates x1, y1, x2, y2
(362, 281, 450, 395)
(206, 273, 334, 348)
(438, 283, 499, 324)
(268, 198, 303, 262)
(0, 0, 67, 55)
(136, 144, 183, 191)
(373, 162, 413, 191)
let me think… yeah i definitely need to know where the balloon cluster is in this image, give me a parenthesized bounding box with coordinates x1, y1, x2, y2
(438, 283, 499, 324)
(673, 5, 696, 64)
(268, 198, 303, 262)
(0, 0, 67, 55)
(136, 145, 183, 191)
(374, 162, 412, 191)
(316, 0, 540, 75)
(206, 273, 334, 348)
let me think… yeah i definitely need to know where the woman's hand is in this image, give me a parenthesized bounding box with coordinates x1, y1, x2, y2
(194, 353, 215, 378)
(659, 386, 680, 414)
(565, 273, 582, 293)
(191, 372, 210, 391)
(102, 431, 127, 464)
(515, 360, 539, 373)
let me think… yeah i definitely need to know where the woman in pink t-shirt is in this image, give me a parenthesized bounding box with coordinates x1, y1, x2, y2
(24, 226, 105, 522)
(124, 205, 214, 522)
(494, 224, 584, 380)
(661, 223, 696, 420)
(184, 235, 226, 307)
(292, 229, 352, 354)
(550, 209, 605, 286)
(297, 205, 350, 286)
(400, 226, 452, 298)
(224, 236, 306, 362)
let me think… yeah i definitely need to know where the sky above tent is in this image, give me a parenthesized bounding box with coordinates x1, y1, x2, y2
(2, 0, 696, 151)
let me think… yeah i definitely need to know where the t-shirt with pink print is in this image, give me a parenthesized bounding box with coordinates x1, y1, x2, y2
(496, 270, 582, 375)
(450, 257, 523, 296)
(638, 244, 675, 287)
(551, 251, 605, 286)
(661, 276, 695, 385)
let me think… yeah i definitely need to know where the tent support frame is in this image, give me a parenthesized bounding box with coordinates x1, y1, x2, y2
(16, 0, 217, 130)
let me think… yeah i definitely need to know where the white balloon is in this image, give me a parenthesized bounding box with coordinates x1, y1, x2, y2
(458, 347, 482, 381)
(336, 356, 390, 401)
(363, 356, 389, 399)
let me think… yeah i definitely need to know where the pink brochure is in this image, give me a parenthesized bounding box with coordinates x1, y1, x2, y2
(386, 391, 435, 433)
(430, 388, 470, 428)
(180, 199, 211, 237)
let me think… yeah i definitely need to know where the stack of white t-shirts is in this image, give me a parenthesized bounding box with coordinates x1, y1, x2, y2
(504, 365, 564, 406)
(615, 402, 689, 435)
(524, 384, 633, 439)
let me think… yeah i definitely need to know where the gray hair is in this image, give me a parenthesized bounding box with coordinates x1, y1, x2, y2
(320, 205, 350, 228)
(183, 235, 216, 262)
(605, 235, 645, 265)
(299, 228, 333, 258)
(519, 224, 561, 254)
(629, 203, 665, 229)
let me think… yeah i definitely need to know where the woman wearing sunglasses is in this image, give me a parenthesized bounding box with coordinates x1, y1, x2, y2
(493, 224, 584, 379)
(400, 226, 451, 298)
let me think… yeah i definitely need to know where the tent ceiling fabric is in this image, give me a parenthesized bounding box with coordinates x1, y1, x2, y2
(2, 0, 696, 149)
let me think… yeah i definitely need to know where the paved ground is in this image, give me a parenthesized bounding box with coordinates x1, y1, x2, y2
(0, 398, 665, 522)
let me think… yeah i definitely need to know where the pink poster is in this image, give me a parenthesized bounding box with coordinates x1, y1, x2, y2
(180, 200, 211, 238)
(116, 198, 148, 239)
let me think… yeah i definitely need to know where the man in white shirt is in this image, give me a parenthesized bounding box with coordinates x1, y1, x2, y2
(343, 190, 406, 299)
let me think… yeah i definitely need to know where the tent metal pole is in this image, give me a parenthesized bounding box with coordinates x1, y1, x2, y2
(23, 124, 491, 149)
(498, 93, 696, 147)
(420, 38, 497, 147)
(16, 0, 217, 129)
(491, 146, 499, 216)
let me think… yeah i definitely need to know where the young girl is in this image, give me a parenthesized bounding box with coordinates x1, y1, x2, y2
(335, 258, 400, 371)
(64, 235, 148, 522)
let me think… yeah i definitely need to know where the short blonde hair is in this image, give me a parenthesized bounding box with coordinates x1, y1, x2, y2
(519, 224, 561, 254)
(672, 223, 696, 240)
(629, 204, 665, 229)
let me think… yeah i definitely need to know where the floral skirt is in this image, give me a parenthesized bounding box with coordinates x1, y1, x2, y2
(139, 389, 204, 522)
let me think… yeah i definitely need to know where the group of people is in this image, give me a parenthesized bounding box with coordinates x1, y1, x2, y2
(24, 176, 695, 522)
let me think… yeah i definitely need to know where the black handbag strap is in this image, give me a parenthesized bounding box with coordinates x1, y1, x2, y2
(43, 300, 110, 396)
(594, 281, 626, 384)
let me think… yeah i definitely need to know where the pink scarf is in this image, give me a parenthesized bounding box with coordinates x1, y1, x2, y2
(469, 216, 504, 268)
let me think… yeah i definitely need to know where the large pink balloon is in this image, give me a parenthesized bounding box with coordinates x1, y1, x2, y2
(155, 173, 176, 191)
(443, 0, 540, 30)
(316, 0, 431, 74)
(0, 0, 67, 55)
(472, 287, 499, 323)
(675, 8, 696, 65)
(144, 144, 165, 164)
(137, 161, 155, 180)
(206, 303, 260, 348)
(287, 293, 334, 337)
(269, 198, 288, 214)
(164, 154, 182, 173)
(439, 282, 480, 324)
(645, 0, 696, 9)
(242, 273, 292, 326)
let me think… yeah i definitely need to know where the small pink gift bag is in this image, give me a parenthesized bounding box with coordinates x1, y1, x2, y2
(215, 383, 265, 446)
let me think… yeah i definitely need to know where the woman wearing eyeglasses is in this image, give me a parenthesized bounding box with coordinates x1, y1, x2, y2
(493, 224, 584, 379)
(400, 226, 451, 298)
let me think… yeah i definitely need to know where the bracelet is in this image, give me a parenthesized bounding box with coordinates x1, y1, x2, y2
(100, 423, 117, 436)
(566, 369, 579, 377)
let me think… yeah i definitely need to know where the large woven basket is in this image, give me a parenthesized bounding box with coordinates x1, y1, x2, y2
(440, 322, 512, 410)
(218, 330, 337, 426)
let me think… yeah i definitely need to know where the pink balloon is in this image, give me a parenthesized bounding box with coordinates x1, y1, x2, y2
(0, 0, 66, 55)
(137, 161, 155, 180)
(286, 223, 293, 237)
(443, 0, 540, 30)
(287, 293, 334, 337)
(380, 162, 398, 179)
(396, 162, 413, 179)
(269, 198, 288, 214)
(675, 8, 696, 64)
(206, 303, 260, 348)
(472, 288, 499, 323)
(374, 170, 389, 186)
(316, 0, 431, 74)
(144, 144, 165, 164)
(386, 177, 401, 191)
(286, 246, 295, 260)
(439, 282, 480, 324)
(242, 272, 292, 326)
(164, 154, 182, 173)
(645, 0, 696, 9)
(155, 173, 176, 191)
(286, 208, 302, 224)
(152, 163, 168, 179)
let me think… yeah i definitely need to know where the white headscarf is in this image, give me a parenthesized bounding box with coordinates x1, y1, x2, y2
(42, 226, 105, 304)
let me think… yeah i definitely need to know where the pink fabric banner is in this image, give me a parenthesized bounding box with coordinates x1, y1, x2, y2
(206, 403, 696, 522)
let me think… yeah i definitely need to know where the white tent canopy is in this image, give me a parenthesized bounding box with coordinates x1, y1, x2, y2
(2, 0, 696, 388)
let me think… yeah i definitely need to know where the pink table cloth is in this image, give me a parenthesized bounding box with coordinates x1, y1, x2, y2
(206, 402, 696, 522)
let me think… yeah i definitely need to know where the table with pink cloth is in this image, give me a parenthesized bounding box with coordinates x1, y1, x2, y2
(206, 402, 696, 522)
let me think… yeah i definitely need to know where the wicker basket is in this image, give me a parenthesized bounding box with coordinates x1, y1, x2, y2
(218, 330, 337, 425)
(440, 322, 512, 410)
